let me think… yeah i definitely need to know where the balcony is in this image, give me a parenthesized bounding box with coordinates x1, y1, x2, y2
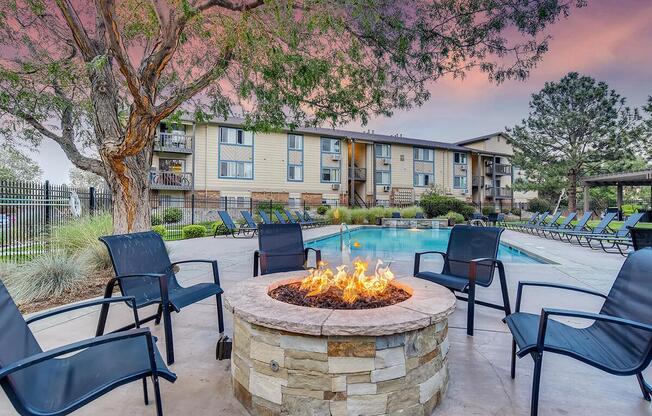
(486, 187, 512, 199)
(150, 171, 192, 190)
(349, 167, 367, 181)
(472, 176, 484, 187)
(485, 163, 512, 176)
(154, 132, 193, 153)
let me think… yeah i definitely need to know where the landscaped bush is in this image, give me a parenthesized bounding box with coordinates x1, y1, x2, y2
(182, 225, 207, 239)
(400, 206, 422, 219)
(481, 206, 495, 216)
(211, 221, 224, 235)
(445, 211, 465, 224)
(527, 197, 551, 214)
(419, 194, 474, 219)
(151, 214, 163, 226)
(326, 207, 351, 224)
(511, 207, 522, 216)
(350, 209, 367, 225)
(317, 205, 330, 215)
(163, 207, 183, 224)
(7, 251, 88, 303)
(50, 213, 113, 271)
(622, 204, 642, 216)
(152, 225, 167, 238)
(366, 207, 386, 224)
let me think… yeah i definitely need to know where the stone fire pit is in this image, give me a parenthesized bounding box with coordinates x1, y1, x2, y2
(225, 271, 456, 416)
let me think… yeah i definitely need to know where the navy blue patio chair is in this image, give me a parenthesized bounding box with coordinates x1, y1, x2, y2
(240, 211, 260, 230)
(584, 212, 645, 255)
(294, 210, 317, 228)
(98, 231, 225, 365)
(215, 210, 256, 238)
(413, 225, 511, 336)
(518, 211, 549, 232)
(544, 211, 592, 240)
(561, 211, 618, 245)
(304, 210, 328, 226)
(535, 211, 576, 237)
(415, 212, 425, 219)
(506, 212, 538, 230)
(391, 211, 401, 218)
(273, 210, 289, 224)
(525, 212, 561, 235)
(505, 248, 652, 416)
(496, 213, 507, 227)
(0, 280, 176, 416)
(631, 227, 652, 250)
(253, 223, 321, 277)
(283, 209, 310, 228)
(258, 209, 274, 224)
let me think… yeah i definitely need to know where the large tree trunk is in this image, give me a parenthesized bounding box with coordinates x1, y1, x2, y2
(567, 169, 578, 212)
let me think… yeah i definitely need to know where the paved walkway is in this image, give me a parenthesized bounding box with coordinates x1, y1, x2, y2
(2, 226, 650, 416)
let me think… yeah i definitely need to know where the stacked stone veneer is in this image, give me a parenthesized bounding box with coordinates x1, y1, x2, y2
(231, 316, 450, 416)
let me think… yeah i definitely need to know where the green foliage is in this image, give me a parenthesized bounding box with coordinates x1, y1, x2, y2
(152, 225, 167, 238)
(419, 195, 474, 219)
(151, 214, 163, 226)
(50, 214, 113, 271)
(366, 207, 386, 224)
(211, 221, 224, 235)
(481, 207, 495, 216)
(400, 206, 422, 219)
(445, 211, 465, 224)
(6, 251, 88, 303)
(350, 209, 367, 225)
(527, 197, 552, 213)
(622, 204, 642, 216)
(317, 205, 330, 215)
(326, 207, 351, 225)
(182, 225, 207, 239)
(511, 207, 522, 216)
(0, 147, 42, 181)
(163, 208, 183, 224)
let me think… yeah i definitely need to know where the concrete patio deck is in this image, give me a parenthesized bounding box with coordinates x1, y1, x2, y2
(2, 225, 650, 416)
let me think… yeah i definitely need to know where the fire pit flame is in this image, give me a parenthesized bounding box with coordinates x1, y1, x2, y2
(300, 259, 395, 304)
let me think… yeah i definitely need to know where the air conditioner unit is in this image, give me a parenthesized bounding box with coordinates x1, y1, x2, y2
(383, 185, 391, 192)
(331, 154, 340, 161)
(382, 158, 391, 165)
(331, 184, 340, 190)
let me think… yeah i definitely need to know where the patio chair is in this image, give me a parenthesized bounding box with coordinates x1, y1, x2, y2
(258, 209, 274, 224)
(496, 213, 507, 227)
(0, 280, 176, 416)
(240, 211, 260, 230)
(506, 212, 538, 230)
(284, 209, 310, 228)
(517, 211, 549, 232)
(535, 211, 576, 237)
(631, 227, 652, 250)
(583, 212, 645, 255)
(294, 210, 317, 228)
(273, 210, 289, 224)
(413, 225, 511, 336)
(525, 212, 561, 235)
(215, 210, 256, 238)
(544, 211, 592, 240)
(304, 210, 328, 226)
(415, 212, 425, 219)
(391, 211, 401, 218)
(504, 248, 652, 416)
(253, 223, 321, 276)
(560, 211, 618, 245)
(98, 231, 225, 365)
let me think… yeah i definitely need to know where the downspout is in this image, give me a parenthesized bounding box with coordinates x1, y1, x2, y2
(191, 123, 196, 194)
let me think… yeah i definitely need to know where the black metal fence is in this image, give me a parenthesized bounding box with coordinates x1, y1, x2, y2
(0, 180, 112, 262)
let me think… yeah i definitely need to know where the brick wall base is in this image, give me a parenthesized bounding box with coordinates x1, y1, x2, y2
(301, 193, 322, 206)
(252, 191, 289, 204)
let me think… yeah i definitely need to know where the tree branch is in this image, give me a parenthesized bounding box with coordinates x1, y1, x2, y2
(193, 0, 265, 12)
(54, 0, 97, 60)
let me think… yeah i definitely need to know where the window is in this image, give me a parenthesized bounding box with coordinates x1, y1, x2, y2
(288, 134, 303, 150)
(375, 144, 391, 158)
(375, 171, 391, 185)
(159, 159, 185, 172)
(414, 173, 433, 187)
(454, 176, 467, 189)
(288, 165, 303, 181)
(219, 161, 253, 179)
(322, 198, 339, 206)
(414, 147, 433, 161)
(321, 167, 340, 183)
(454, 152, 467, 164)
(288, 197, 301, 208)
(453, 152, 468, 189)
(321, 138, 340, 153)
(219, 127, 253, 146)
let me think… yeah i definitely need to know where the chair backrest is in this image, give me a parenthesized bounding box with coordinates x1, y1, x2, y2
(597, 248, 652, 370)
(557, 212, 577, 228)
(544, 212, 562, 226)
(526, 212, 539, 224)
(284, 209, 299, 224)
(0, 280, 43, 412)
(572, 212, 592, 231)
(99, 232, 177, 300)
(415, 212, 425, 219)
(592, 211, 618, 233)
(630, 228, 652, 251)
(257, 224, 306, 275)
(217, 211, 237, 230)
(241, 211, 257, 228)
(472, 212, 484, 220)
(443, 225, 503, 287)
(391, 212, 401, 218)
(295, 211, 307, 222)
(258, 209, 273, 224)
(534, 212, 549, 226)
(614, 212, 645, 237)
(273, 210, 287, 224)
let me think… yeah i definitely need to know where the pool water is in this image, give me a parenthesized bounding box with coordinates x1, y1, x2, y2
(306, 227, 543, 265)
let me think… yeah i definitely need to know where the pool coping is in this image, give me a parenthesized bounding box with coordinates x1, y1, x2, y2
(305, 225, 558, 265)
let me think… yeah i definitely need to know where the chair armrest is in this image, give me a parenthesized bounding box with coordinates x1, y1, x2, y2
(0, 328, 153, 380)
(515, 281, 607, 313)
(304, 247, 322, 268)
(26, 296, 138, 326)
(413, 251, 447, 275)
(170, 259, 221, 286)
(468, 257, 503, 284)
(531, 308, 652, 357)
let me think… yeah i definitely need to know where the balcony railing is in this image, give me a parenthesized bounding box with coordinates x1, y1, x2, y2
(486, 187, 512, 199)
(472, 176, 484, 187)
(154, 132, 192, 153)
(150, 171, 192, 190)
(349, 167, 367, 181)
(485, 163, 512, 176)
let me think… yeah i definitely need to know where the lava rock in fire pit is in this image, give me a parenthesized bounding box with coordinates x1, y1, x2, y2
(269, 282, 411, 309)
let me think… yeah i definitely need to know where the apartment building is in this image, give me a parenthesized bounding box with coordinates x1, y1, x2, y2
(150, 117, 528, 209)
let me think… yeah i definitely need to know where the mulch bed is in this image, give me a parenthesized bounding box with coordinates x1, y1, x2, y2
(18, 268, 115, 315)
(268, 281, 411, 310)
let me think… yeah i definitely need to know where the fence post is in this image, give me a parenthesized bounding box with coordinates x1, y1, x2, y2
(89, 186, 96, 216)
(269, 199, 273, 218)
(44, 180, 51, 226)
(191, 194, 195, 224)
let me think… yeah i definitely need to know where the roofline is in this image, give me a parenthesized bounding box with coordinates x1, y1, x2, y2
(454, 132, 511, 146)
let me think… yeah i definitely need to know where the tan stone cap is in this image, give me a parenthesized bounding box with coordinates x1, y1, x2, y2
(224, 272, 456, 336)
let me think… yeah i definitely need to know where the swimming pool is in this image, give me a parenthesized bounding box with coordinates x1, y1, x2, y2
(306, 227, 544, 264)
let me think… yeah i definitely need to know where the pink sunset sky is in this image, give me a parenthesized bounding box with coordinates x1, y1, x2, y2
(36, 1, 652, 183)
